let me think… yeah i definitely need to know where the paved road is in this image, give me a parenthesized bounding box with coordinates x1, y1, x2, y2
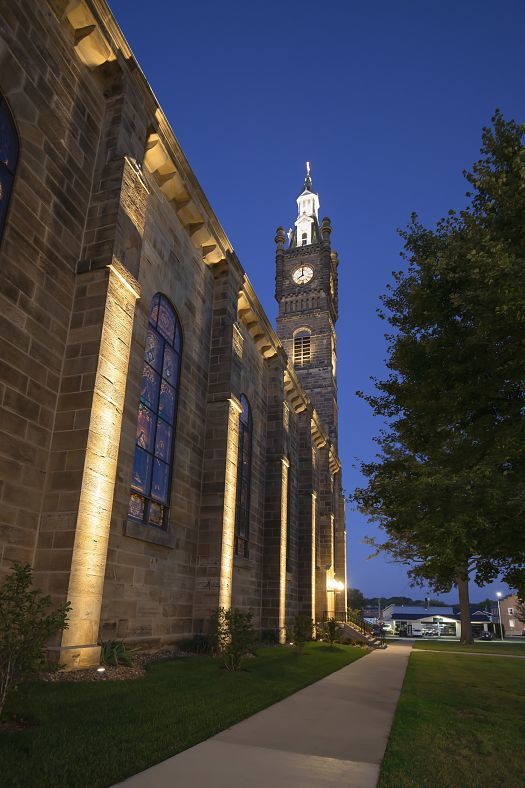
(117, 644, 412, 788)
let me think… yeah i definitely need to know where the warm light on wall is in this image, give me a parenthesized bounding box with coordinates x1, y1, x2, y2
(60, 263, 140, 669)
(327, 578, 345, 592)
(311, 491, 317, 621)
(279, 457, 289, 644)
(218, 396, 243, 610)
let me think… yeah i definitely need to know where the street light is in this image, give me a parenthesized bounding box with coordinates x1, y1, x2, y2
(496, 592, 504, 641)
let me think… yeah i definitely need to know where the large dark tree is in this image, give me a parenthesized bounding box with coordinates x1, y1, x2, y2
(347, 588, 365, 610)
(354, 113, 525, 644)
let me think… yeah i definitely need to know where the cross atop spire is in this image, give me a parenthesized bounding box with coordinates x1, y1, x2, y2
(304, 161, 313, 192)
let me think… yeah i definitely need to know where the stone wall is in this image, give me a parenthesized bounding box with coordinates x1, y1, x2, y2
(0, 0, 347, 664)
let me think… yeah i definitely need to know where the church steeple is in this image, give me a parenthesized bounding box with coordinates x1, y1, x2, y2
(288, 162, 321, 248)
(275, 165, 339, 443)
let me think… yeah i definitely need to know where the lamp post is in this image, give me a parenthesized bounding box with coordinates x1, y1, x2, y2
(496, 591, 504, 641)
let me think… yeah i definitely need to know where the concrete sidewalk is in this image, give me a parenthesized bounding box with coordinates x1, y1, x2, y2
(117, 644, 412, 788)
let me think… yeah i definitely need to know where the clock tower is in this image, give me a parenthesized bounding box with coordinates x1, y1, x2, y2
(275, 165, 339, 444)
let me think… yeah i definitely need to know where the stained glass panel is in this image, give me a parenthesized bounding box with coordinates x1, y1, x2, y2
(131, 447, 152, 494)
(0, 100, 18, 173)
(128, 493, 145, 521)
(151, 459, 169, 504)
(149, 501, 164, 527)
(0, 167, 12, 230)
(136, 403, 155, 453)
(159, 380, 175, 423)
(145, 328, 163, 373)
(149, 293, 160, 327)
(155, 419, 173, 462)
(174, 325, 182, 353)
(140, 365, 160, 410)
(240, 394, 251, 427)
(129, 294, 182, 528)
(234, 395, 253, 554)
(162, 345, 178, 385)
(157, 297, 175, 343)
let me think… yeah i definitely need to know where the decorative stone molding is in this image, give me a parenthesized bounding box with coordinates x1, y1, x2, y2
(53, 1, 117, 69)
(143, 131, 225, 263)
(329, 447, 341, 475)
(237, 285, 279, 361)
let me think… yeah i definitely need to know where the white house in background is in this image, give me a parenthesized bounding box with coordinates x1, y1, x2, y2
(382, 605, 495, 638)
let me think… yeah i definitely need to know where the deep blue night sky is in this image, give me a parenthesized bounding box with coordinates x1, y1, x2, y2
(109, 0, 523, 602)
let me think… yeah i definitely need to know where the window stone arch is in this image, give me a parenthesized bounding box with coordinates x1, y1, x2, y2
(293, 327, 311, 367)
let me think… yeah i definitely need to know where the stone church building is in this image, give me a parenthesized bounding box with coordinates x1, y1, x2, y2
(0, 0, 347, 668)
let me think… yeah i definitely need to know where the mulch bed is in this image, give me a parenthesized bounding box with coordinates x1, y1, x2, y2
(37, 648, 189, 683)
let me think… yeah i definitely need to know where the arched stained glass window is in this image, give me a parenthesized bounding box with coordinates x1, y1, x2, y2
(0, 96, 19, 243)
(128, 293, 182, 529)
(234, 394, 252, 557)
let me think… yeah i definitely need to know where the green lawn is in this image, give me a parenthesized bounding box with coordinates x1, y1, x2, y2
(413, 640, 525, 656)
(0, 643, 366, 788)
(379, 652, 525, 787)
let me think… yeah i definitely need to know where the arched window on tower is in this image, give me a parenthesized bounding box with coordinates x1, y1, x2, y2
(234, 394, 253, 557)
(301, 232, 307, 246)
(294, 328, 311, 367)
(128, 293, 182, 529)
(0, 95, 19, 244)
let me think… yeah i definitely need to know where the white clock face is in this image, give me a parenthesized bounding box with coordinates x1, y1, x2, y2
(293, 265, 314, 285)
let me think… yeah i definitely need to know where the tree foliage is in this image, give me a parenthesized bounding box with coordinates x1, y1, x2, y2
(214, 607, 258, 671)
(353, 112, 525, 643)
(290, 614, 313, 652)
(347, 587, 365, 610)
(0, 563, 70, 718)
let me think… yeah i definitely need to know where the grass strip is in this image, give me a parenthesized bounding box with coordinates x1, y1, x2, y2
(379, 652, 525, 787)
(0, 643, 366, 787)
(412, 640, 525, 656)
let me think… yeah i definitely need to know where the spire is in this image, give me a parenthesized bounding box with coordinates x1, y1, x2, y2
(289, 162, 321, 247)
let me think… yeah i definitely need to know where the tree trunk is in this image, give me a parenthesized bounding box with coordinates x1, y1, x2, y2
(457, 573, 473, 645)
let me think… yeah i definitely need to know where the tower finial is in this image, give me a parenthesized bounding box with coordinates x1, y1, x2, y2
(304, 161, 313, 191)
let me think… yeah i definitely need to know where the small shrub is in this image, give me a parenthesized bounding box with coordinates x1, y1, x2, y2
(0, 563, 70, 718)
(177, 634, 216, 655)
(260, 628, 279, 646)
(324, 618, 342, 648)
(214, 607, 258, 671)
(99, 640, 134, 667)
(291, 614, 313, 652)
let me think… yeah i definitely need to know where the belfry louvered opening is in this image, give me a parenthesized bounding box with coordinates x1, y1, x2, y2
(294, 332, 311, 366)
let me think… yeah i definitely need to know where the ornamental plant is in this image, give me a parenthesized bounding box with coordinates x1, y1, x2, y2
(0, 563, 70, 718)
(214, 607, 258, 671)
(323, 617, 342, 648)
(291, 613, 313, 652)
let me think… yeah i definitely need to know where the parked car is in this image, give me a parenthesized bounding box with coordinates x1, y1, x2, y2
(421, 628, 438, 637)
(479, 631, 494, 641)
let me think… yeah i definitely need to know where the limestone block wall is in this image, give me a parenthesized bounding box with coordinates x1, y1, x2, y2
(100, 170, 215, 648)
(0, 1, 106, 578)
(230, 318, 269, 622)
